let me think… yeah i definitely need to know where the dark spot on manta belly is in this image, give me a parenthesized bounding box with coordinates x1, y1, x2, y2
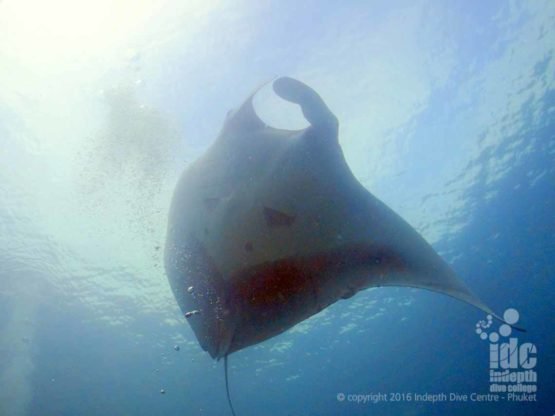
(226, 243, 406, 354)
(232, 243, 405, 313)
(244, 241, 254, 252)
(263, 206, 295, 227)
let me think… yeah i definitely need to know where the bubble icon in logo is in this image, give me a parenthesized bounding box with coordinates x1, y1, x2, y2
(503, 308, 519, 325)
(475, 308, 520, 342)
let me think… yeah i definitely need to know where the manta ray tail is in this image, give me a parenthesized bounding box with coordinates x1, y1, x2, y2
(224, 355, 237, 416)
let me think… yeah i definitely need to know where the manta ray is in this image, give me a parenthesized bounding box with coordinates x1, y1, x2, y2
(164, 77, 514, 415)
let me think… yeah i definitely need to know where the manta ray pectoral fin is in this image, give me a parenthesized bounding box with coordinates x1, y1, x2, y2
(375, 262, 524, 331)
(342, 209, 524, 332)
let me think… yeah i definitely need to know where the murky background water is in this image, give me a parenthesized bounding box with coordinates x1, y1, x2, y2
(1, 1, 553, 415)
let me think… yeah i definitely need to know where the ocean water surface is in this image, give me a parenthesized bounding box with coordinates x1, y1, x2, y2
(0, 1, 553, 415)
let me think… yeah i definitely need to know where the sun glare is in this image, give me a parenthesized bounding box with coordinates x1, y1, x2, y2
(0, 0, 161, 67)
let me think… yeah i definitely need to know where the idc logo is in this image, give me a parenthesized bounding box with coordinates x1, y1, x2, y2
(475, 308, 537, 401)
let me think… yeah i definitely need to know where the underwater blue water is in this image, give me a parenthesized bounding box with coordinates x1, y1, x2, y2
(0, 1, 553, 415)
